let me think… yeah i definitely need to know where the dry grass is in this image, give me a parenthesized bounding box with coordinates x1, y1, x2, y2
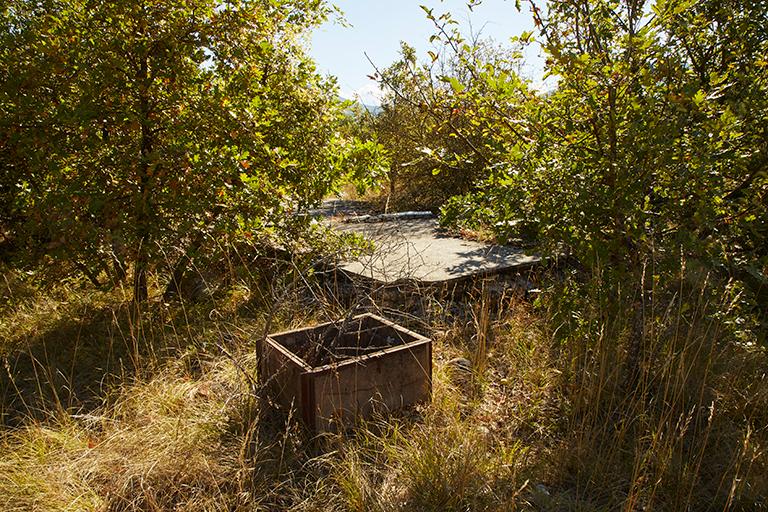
(0, 354, 260, 511)
(0, 260, 766, 511)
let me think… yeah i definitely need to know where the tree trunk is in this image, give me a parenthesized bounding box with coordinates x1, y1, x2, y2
(111, 240, 128, 284)
(133, 235, 148, 303)
(163, 205, 223, 300)
(73, 259, 102, 288)
(133, 42, 152, 304)
(385, 175, 396, 213)
(163, 233, 204, 300)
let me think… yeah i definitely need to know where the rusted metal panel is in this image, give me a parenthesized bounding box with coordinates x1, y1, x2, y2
(262, 313, 432, 433)
(311, 340, 431, 432)
(261, 332, 308, 410)
(300, 372, 315, 427)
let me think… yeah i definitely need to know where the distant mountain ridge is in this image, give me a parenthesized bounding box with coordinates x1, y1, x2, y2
(341, 97, 382, 116)
(361, 102, 382, 115)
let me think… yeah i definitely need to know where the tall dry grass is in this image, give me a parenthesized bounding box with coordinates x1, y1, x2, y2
(537, 262, 768, 510)
(0, 252, 765, 510)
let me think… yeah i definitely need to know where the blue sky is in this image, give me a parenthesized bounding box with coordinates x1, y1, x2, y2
(309, 0, 541, 105)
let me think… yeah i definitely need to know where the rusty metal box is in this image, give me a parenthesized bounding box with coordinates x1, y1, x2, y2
(261, 313, 432, 432)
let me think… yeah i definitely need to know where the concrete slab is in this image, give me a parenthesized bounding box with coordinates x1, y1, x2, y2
(334, 218, 541, 284)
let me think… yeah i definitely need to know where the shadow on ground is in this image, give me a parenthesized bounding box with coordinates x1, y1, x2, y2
(0, 298, 241, 426)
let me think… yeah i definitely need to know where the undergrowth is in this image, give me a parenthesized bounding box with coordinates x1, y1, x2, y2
(0, 255, 765, 511)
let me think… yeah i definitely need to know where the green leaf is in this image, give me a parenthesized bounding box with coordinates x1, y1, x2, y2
(448, 77, 465, 93)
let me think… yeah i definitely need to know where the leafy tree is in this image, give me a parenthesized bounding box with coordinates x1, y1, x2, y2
(1, 0, 348, 301)
(415, 3, 767, 503)
(331, 100, 389, 198)
(435, 0, 767, 291)
(372, 0, 767, 364)
(374, 37, 528, 212)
